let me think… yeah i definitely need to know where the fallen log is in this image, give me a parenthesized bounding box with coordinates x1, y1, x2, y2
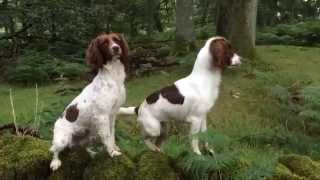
(0, 123, 40, 137)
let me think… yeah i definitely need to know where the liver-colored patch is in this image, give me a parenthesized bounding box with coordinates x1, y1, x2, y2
(72, 129, 90, 143)
(209, 38, 233, 70)
(161, 85, 184, 104)
(146, 91, 160, 104)
(134, 105, 140, 115)
(65, 104, 79, 122)
(146, 85, 184, 105)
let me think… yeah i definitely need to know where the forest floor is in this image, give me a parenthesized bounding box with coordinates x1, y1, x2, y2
(1, 45, 320, 178)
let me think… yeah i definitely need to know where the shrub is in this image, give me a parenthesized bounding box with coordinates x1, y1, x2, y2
(4, 50, 86, 84)
(257, 20, 320, 46)
(271, 82, 320, 136)
(5, 50, 60, 84)
(56, 62, 87, 79)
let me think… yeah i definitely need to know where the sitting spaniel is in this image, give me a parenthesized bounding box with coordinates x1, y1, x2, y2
(118, 37, 241, 155)
(50, 33, 129, 171)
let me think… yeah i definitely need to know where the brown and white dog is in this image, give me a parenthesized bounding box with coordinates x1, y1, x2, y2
(50, 33, 129, 171)
(118, 37, 241, 155)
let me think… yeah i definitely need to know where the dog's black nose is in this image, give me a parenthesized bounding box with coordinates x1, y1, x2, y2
(112, 46, 120, 52)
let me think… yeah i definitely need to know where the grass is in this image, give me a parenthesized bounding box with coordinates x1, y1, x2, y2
(0, 45, 318, 135)
(0, 45, 320, 178)
(0, 45, 320, 152)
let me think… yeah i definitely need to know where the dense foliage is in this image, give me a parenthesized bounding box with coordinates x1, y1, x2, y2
(1, 0, 320, 82)
(257, 20, 320, 46)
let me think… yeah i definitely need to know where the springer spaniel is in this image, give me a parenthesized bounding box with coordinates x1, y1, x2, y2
(50, 33, 129, 171)
(118, 37, 241, 155)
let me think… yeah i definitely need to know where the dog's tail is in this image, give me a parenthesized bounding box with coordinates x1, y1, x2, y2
(118, 106, 139, 115)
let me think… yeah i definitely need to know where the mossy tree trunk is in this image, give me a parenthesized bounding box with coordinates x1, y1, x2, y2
(175, 0, 196, 54)
(216, 0, 258, 59)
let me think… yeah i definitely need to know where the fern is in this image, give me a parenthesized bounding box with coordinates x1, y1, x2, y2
(299, 110, 320, 121)
(271, 85, 290, 103)
(302, 84, 320, 108)
(299, 84, 320, 122)
(164, 130, 242, 179)
(116, 129, 147, 160)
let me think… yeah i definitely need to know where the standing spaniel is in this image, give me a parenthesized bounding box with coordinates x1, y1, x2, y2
(50, 33, 129, 171)
(119, 37, 241, 155)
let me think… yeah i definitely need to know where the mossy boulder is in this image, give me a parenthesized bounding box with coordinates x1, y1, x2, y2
(0, 135, 51, 180)
(271, 154, 320, 180)
(136, 151, 177, 180)
(83, 153, 135, 180)
(49, 149, 91, 180)
(271, 163, 306, 180)
(279, 154, 320, 179)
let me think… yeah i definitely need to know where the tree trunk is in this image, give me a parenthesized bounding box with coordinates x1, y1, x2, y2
(216, 0, 233, 38)
(153, 1, 163, 32)
(175, 0, 196, 54)
(145, 0, 163, 35)
(216, 0, 258, 58)
(199, 0, 210, 25)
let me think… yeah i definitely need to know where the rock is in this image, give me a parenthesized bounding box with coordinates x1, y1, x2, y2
(83, 153, 135, 180)
(0, 135, 51, 180)
(145, 57, 158, 63)
(159, 56, 177, 66)
(131, 47, 147, 58)
(156, 46, 171, 58)
(136, 151, 177, 180)
(270, 154, 320, 180)
(49, 148, 91, 180)
(278, 154, 320, 179)
(270, 163, 305, 180)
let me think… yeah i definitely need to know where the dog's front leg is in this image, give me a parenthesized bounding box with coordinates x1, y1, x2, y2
(98, 116, 122, 157)
(188, 116, 202, 155)
(200, 117, 215, 155)
(110, 114, 120, 151)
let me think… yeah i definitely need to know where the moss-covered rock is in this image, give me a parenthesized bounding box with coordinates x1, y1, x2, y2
(270, 163, 306, 180)
(270, 154, 320, 180)
(278, 154, 320, 180)
(136, 151, 177, 180)
(0, 135, 51, 180)
(49, 149, 91, 180)
(83, 153, 135, 180)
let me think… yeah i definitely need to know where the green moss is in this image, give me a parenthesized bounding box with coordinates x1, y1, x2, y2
(136, 151, 177, 180)
(83, 153, 135, 180)
(49, 149, 91, 180)
(278, 154, 320, 179)
(270, 163, 305, 180)
(0, 135, 51, 179)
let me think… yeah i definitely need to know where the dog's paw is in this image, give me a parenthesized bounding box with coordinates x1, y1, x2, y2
(50, 159, 62, 171)
(207, 148, 215, 156)
(154, 146, 162, 152)
(113, 144, 121, 151)
(86, 148, 98, 158)
(194, 149, 202, 155)
(110, 150, 122, 157)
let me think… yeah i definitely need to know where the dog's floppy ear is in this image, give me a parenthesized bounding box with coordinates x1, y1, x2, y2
(117, 33, 130, 73)
(86, 37, 104, 74)
(209, 39, 232, 70)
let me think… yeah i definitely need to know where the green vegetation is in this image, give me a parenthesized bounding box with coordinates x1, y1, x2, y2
(257, 20, 320, 46)
(0, 45, 320, 179)
(4, 50, 87, 84)
(0, 135, 51, 179)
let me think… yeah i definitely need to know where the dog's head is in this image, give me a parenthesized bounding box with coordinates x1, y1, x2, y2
(86, 33, 129, 74)
(208, 37, 241, 70)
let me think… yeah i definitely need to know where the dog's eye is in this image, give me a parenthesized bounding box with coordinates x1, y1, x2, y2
(112, 37, 120, 42)
(101, 39, 109, 46)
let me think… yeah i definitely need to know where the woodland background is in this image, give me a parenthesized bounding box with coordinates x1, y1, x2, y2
(1, 0, 320, 179)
